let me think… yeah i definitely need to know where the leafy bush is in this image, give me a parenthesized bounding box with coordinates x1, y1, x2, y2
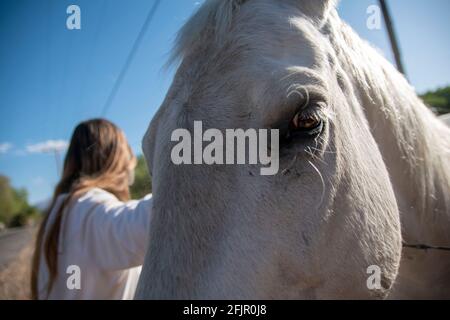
(0, 175, 39, 227)
(130, 155, 152, 199)
(420, 86, 450, 115)
(8, 206, 40, 228)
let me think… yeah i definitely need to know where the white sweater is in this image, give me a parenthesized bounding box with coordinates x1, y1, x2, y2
(37, 188, 152, 300)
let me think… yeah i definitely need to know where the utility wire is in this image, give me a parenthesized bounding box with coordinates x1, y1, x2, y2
(100, 0, 161, 116)
(76, 0, 108, 121)
(379, 0, 407, 77)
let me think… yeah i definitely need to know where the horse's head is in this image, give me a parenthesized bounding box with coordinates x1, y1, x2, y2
(138, 0, 402, 299)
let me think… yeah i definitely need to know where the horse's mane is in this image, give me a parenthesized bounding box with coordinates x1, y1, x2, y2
(324, 12, 450, 222)
(172, 0, 450, 222)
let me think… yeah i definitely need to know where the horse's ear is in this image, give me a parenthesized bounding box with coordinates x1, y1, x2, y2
(292, 0, 338, 24)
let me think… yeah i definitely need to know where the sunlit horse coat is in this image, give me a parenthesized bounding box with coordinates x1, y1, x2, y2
(137, 0, 450, 299)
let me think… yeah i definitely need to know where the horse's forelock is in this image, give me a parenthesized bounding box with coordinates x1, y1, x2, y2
(168, 0, 246, 67)
(169, 0, 338, 67)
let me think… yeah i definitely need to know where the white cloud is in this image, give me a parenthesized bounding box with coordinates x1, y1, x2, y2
(0, 143, 12, 154)
(32, 176, 46, 186)
(26, 140, 69, 154)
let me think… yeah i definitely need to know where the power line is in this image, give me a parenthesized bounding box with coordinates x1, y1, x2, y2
(379, 0, 407, 78)
(100, 0, 161, 116)
(75, 0, 108, 121)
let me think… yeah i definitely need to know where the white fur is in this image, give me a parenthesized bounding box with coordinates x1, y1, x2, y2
(137, 0, 450, 299)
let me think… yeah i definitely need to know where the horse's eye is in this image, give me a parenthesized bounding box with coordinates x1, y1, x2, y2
(291, 113, 322, 132)
(280, 110, 324, 145)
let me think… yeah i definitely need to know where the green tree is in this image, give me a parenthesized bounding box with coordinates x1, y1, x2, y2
(8, 206, 40, 228)
(0, 175, 17, 224)
(420, 86, 450, 115)
(0, 175, 39, 227)
(130, 155, 152, 199)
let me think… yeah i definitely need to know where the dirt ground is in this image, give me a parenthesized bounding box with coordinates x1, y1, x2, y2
(0, 243, 33, 299)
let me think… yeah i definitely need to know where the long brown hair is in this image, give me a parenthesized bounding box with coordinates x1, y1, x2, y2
(31, 119, 136, 299)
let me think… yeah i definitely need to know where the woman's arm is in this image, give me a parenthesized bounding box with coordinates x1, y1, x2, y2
(77, 192, 153, 270)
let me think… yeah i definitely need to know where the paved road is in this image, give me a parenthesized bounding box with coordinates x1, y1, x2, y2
(0, 227, 35, 269)
(440, 113, 450, 126)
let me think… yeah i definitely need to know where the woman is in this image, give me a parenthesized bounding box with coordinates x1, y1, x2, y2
(31, 119, 152, 300)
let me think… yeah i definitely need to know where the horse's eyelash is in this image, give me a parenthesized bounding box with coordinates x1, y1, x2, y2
(296, 107, 320, 119)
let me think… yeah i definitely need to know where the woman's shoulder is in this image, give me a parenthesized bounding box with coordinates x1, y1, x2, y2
(72, 188, 152, 213)
(76, 188, 121, 207)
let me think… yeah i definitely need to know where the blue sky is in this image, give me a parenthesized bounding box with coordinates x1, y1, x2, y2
(0, 0, 449, 204)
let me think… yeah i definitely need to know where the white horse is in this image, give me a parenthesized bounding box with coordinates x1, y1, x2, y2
(137, 0, 450, 299)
